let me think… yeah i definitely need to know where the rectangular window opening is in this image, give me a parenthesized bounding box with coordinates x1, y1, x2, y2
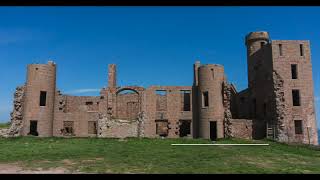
(156, 90, 167, 111)
(294, 120, 303, 134)
(279, 44, 283, 56)
(155, 120, 168, 137)
(155, 90, 167, 96)
(86, 101, 93, 105)
(88, 121, 97, 134)
(300, 44, 304, 56)
(63, 121, 74, 136)
(181, 90, 191, 111)
(39, 91, 47, 106)
(202, 91, 209, 107)
(291, 64, 298, 79)
(292, 90, 301, 106)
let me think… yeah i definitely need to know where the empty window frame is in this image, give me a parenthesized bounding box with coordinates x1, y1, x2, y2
(291, 64, 298, 79)
(181, 90, 191, 111)
(39, 91, 47, 106)
(88, 121, 97, 134)
(155, 120, 168, 137)
(63, 121, 74, 136)
(292, 90, 301, 106)
(202, 91, 209, 107)
(179, 120, 191, 137)
(156, 90, 167, 111)
(294, 120, 303, 134)
(260, 41, 265, 47)
(85, 101, 93, 105)
(211, 68, 214, 80)
(300, 44, 304, 56)
(279, 44, 283, 56)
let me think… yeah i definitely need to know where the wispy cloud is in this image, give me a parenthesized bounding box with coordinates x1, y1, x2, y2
(64, 88, 101, 95)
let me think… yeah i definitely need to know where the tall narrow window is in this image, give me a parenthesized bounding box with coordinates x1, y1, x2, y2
(292, 90, 301, 106)
(156, 90, 167, 111)
(300, 44, 304, 56)
(294, 120, 303, 134)
(211, 68, 214, 80)
(202, 91, 209, 107)
(39, 91, 47, 106)
(181, 90, 191, 111)
(279, 44, 283, 56)
(291, 64, 298, 79)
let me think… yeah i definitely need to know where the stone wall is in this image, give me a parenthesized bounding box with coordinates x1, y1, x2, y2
(230, 119, 253, 139)
(97, 111, 145, 138)
(7, 86, 25, 137)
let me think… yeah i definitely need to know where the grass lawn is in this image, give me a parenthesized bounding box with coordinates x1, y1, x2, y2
(0, 137, 319, 174)
(0, 122, 10, 129)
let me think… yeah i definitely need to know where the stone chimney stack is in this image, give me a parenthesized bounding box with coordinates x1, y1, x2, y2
(108, 64, 117, 88)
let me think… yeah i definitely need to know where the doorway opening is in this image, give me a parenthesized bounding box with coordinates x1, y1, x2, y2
(210, 121, 217, 141)
(179, 120, 191, 137)
(28, 120, 38, 136)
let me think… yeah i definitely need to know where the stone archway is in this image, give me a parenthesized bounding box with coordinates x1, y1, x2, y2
(115, 88, 141, 120)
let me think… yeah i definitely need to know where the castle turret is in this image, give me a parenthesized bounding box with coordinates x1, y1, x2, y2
(196, 64, 225, 140)
(22, 61, 56, 137)
(245, 31, 270, 56)
(245, 31, 270, 89)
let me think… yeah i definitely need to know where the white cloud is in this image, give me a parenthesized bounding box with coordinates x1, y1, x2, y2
(64, 88, 101, 95)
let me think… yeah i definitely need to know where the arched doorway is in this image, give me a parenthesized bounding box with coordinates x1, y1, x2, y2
(116, 88, 140, 120)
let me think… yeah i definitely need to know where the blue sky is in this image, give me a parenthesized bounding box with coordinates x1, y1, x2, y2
(0, 7, 319, 129)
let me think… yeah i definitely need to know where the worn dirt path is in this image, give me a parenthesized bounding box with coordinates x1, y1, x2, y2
(0, 163, 71, 174)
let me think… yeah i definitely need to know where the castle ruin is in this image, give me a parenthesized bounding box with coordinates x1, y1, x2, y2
(6, 31, 318, 145)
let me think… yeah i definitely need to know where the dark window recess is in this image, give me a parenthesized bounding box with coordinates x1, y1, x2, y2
(260, 42, 265, 47)
(203, 91, 209, 107)
(294, 120, 303, 134)
(86, 102, 93, 105)
(292, 90, 301, 106)
(179, 120, 191, 137)
(291, 64, 298, 79)
(28, 120, 38, 136)
(39, 91, 47, 106)
(300, 44, 304, 56)
(181, 90, 191, 111)
(279, 44, 283, 56)
(211, 68, 214, 80)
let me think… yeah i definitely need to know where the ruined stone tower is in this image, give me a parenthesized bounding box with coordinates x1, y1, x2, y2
(22, 61, 57, 137)
(243, 31, 318, 144)
(193, 63, 226, 140)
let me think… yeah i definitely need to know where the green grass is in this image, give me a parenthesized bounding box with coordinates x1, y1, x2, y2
(0, 137, 319, 173)
(0, 122, 10, 129)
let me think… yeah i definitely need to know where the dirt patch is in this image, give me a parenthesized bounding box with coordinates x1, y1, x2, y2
(0, 163, 71, 174)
